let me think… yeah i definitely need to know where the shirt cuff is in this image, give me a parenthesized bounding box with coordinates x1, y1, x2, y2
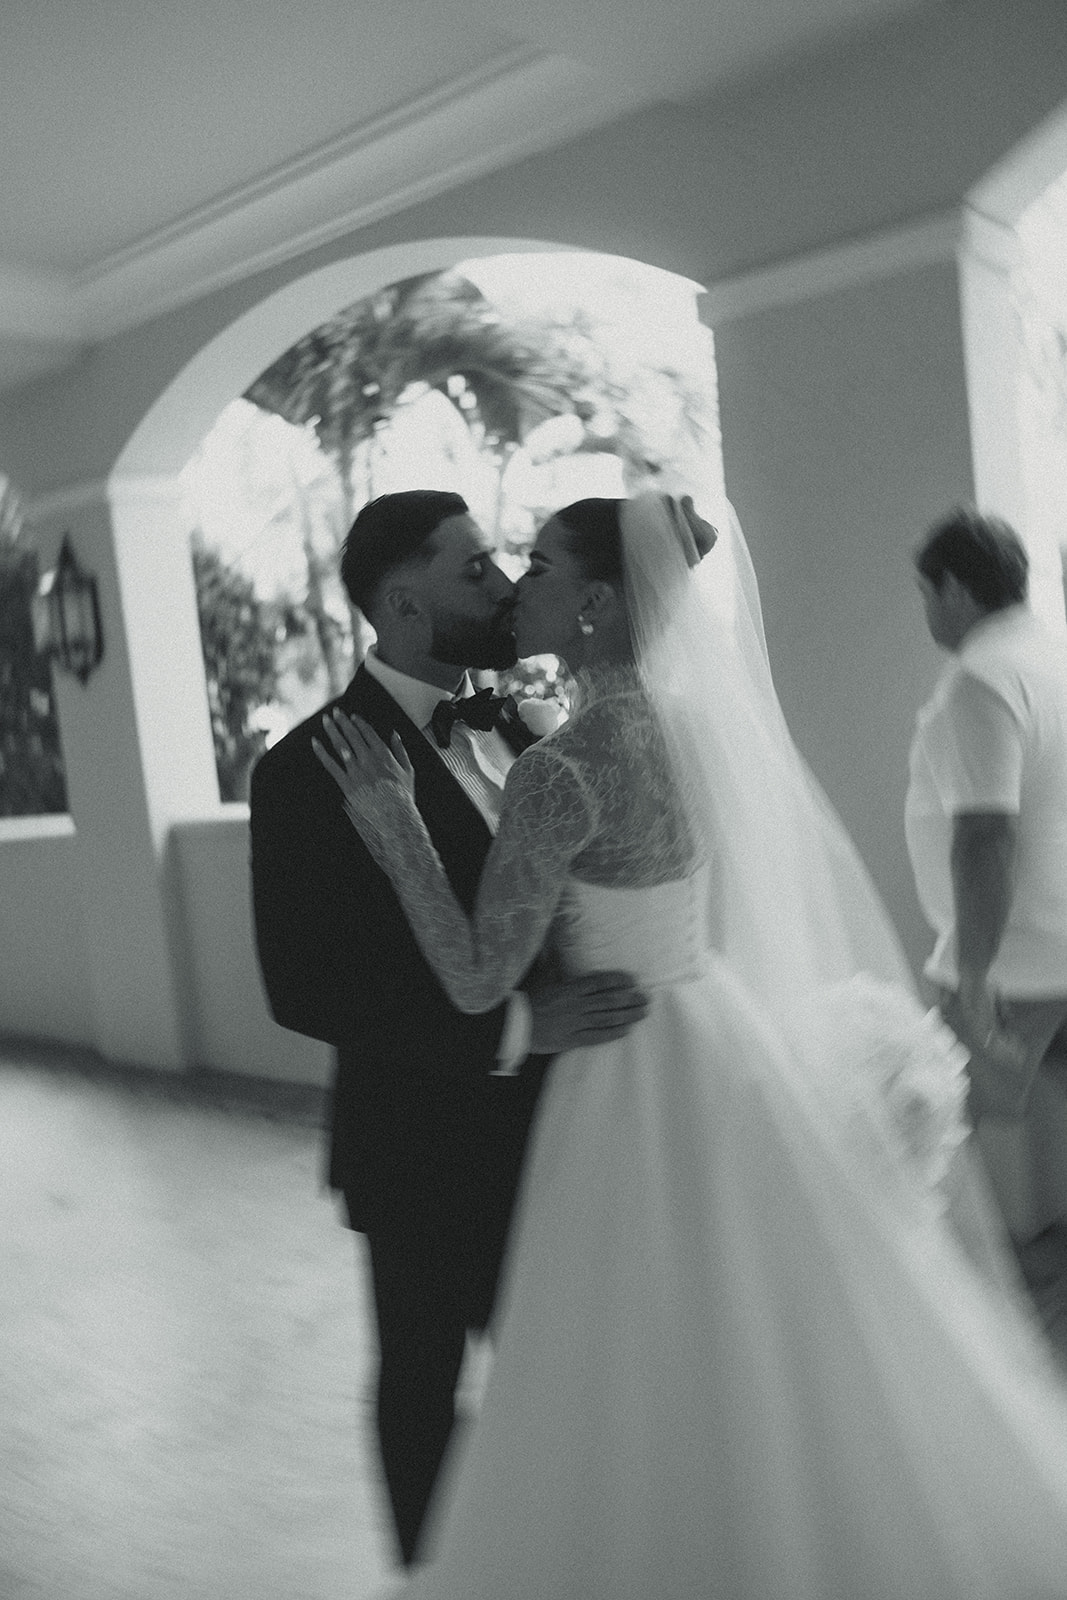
(492, 991, 533, 1076)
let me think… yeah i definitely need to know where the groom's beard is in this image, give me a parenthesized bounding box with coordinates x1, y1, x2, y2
(430, 607, 517, 672)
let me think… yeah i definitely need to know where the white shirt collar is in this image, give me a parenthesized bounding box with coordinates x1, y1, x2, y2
(958, 603, 1033, 664)
(363, 647, 474, 730)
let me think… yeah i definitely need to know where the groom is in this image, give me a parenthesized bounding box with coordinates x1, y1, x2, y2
(249, 490, 647, 1565)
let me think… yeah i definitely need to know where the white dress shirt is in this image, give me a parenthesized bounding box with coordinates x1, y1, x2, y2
(906, 606, 1067, 996)
(363, 649, 532, 1068)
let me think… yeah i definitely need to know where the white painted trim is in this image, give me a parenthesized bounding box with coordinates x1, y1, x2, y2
(969, 100, 1067, 228)
(171, 804, 251, 833)
(107, 474, 185, 507)
(702, 210, 964, 324)
(23, 482, 110, 525)
(3, 51, 639, 349)
(958, 205, 1023, 279)
(110, 235, 583, 478)
(23, 476, 181, 525)
(0, 814, 75, 844)
(35, 206, 1004, 496)
(96, 49, 540, 271)
(107, 211, 988, 480)
(1, 40, 1065, 367)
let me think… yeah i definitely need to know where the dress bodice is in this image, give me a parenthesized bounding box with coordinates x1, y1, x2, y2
(345, 664, 706, 1014)
(555, 869, 712, 990)
(559, 666, 696, 891)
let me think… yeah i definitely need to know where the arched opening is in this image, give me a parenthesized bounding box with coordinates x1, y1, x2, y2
(112, 240, 613, 481)
(91, 236, 716, 1080)
(132, 240, 719, 800)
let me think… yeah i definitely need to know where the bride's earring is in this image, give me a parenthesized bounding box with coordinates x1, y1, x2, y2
(578, 614, 594, 636)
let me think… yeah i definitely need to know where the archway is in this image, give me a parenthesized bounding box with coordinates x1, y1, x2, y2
(83, 235, 713, 1079)
(113, 239, 589, 482)
(172, 243, 718, 781)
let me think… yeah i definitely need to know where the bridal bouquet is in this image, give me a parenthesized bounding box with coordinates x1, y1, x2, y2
(858, 982, 972, 1189)
(796, 975, 972, 1201)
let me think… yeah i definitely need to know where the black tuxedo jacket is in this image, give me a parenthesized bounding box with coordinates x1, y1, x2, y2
(249, 666, 548, 1243)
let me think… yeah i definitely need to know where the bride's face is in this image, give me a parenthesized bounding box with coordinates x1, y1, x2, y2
(513, 517, 587, 660)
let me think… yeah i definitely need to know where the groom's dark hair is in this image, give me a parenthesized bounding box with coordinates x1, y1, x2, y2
(915, 506, 1028, 612)
(341, 490, 469, 616)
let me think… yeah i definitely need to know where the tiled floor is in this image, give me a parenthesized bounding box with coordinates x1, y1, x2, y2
(0, 1042, 399, 1600)
(4, 1041, 1067, 1600)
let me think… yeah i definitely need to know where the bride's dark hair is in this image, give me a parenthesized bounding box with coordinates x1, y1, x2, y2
(553, 498, 624, 584)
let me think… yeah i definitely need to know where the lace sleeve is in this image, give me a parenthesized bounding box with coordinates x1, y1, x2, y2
(349, 745, 598, 1012)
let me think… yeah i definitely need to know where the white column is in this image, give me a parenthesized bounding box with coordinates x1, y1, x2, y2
(26, 477, 219, 1070)
(958, 206, 1066, 632)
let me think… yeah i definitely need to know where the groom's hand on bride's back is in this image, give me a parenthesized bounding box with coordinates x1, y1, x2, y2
(526, 971, 650, 1053)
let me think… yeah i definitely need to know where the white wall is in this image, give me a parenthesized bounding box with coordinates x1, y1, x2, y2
(714, 256, 973, 971)
(0, 811, 331, 1083)
(0, 818, 95, 1044)
(24, 488, 218, 1071)
(168, 811, 329, 1083)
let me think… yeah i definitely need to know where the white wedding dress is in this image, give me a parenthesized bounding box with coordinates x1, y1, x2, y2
(355, 671, 1067, 1600)
(346, 498, 1067, 1599)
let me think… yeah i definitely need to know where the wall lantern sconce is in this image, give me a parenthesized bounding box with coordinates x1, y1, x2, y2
(31, 534, 104, 685)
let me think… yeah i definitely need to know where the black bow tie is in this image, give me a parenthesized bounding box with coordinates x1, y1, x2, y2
(430, 686, 542, 753)
(430, 687, 512, 748)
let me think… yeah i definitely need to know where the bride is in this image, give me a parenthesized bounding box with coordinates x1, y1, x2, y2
(315, 492, 1067, 1599)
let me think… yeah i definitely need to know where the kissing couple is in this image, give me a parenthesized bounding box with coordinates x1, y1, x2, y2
(256, 488, 1067, 1600)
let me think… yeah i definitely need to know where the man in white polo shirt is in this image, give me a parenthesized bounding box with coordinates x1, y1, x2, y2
(907, 506, 1067, 1241)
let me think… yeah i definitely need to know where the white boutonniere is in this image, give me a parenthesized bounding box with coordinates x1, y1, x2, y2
(516, 697, 567, 738)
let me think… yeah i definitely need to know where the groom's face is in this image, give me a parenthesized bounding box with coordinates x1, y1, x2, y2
(415, 514, 518, 671)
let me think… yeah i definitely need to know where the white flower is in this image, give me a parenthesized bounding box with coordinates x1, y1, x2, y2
(845, 979, 971, 1190)
(516, 697, 567, 737)
(796, 976, 971, 1201)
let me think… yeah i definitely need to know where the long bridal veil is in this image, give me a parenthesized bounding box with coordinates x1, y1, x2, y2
(622, 492, 914, 1010)
(620, 491, 1025, 1284)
